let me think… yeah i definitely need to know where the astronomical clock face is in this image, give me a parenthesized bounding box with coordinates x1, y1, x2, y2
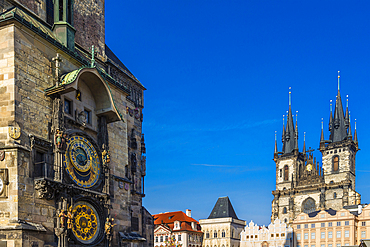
(71, 201, 101, 244)
(64, 136, 101, 188)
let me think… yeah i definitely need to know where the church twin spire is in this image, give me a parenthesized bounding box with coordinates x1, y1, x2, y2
(281, 89, 298, 154)
(323, 71, 357, 144)
(276, 72, 358, 156)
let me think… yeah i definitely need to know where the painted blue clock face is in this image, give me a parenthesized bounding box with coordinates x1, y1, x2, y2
(64, 136, 100, 188)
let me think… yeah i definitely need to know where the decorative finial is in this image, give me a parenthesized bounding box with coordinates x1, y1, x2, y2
(338, 71, 340, 90)
(304, 132, 306, 141)
(289, 87, 291, 106)
(283, 115, 285, 124)
(346, 95, 349, 108)
(355, 119, 357, 130)
(330, 100, 332, 112)
(321, 118, 323, 129)
(275, 131, 277, 141)
(91, 45, 95, 68)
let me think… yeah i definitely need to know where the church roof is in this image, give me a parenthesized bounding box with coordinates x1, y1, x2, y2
(105, 45, 145, 89)
(208, 196, 239, 219)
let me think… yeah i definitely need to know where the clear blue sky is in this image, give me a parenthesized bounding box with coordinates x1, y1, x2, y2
(106, 1, 370, 226)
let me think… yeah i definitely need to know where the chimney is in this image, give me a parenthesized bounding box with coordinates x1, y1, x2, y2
(186, 209, 191, 217)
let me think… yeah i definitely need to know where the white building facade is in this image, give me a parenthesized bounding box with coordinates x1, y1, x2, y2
(241, 219, 295, 247)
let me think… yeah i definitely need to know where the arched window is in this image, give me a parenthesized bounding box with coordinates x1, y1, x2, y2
(302, 197, 316, 214)
(262, 242, 269, 247)
(284, 218, 287, 223)
(333, 156, 339, 172)
(283, 207, 287, 214)
(214, 231, 217, 238)
(222, 230, 226, 238)
(333, 192, 337, 199)
(284, 165, 289, 181)
(206, 232, 209, 238)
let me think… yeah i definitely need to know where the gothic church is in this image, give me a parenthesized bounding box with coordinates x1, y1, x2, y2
(272, 75, 360, 224)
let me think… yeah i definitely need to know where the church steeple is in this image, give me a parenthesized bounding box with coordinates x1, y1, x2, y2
(283, 89, 297, 154)
(329, 72, 348, 143)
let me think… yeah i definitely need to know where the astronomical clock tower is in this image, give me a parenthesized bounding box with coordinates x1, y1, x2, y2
(0, 1, 153, 247)
(272, 76, 360, 223)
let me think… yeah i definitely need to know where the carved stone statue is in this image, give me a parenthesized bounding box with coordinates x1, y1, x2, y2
(102, 144, 110, 166)
(67, 205, 73, 229)
(58, 210, 67, 228)
(105, 217, 115, 241)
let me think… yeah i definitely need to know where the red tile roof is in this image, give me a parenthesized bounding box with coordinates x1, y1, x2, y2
(153, 211, 202, 233)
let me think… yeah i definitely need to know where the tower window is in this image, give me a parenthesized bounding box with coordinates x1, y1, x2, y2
(333, 192, 337, 199)
(284, 165, 289, 181)
(333, 156, 339, 172)
(283, 207, 287, 214)
(46, 0, 54, 26)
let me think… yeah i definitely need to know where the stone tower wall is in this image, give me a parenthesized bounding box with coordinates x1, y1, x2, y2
(322, 146, 356, 189)
(74, 0, 105, 58)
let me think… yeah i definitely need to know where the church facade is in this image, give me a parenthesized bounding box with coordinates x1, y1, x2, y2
(0, 0, 153, 247)
(272, 77, 360, 224)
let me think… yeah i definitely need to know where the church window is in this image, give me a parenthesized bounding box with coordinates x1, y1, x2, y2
(321, 232, 325, 239)
(311, 224, 315, 228)
(84, 109, 91, 125)
(361, 231, 366, 238)
(214, 231, 217, 238)
(283, 207, 287, 214)
(297, 233, 301, 240)
(329, 222, 332, 227)
(304, 233, 308, 239)
(333, 192, 337, 199)
(362, 222, 366, 226)
(302, 198, 316, 214)
(337, 222, 341, 226)
(232, 230, 234, 238)
(64, 99, 72, 115)
(328, 232, 332, 238)
(297, 225, 301, 229)
(222, 230, 225, 238)
(304, 224, 308, 229)
(311, 232, 315, 239)
(345, 221, 349, 226)
(333, 156, 339, 172)
(284, 165, 289, 181)
(67, 0, 73, 24)
(59, 0, 63, 21)
(345, 231, 349, 238)
(206, 232, 209, 238)
(46, 0, 54, 26)
(131, 217, 139, 231)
